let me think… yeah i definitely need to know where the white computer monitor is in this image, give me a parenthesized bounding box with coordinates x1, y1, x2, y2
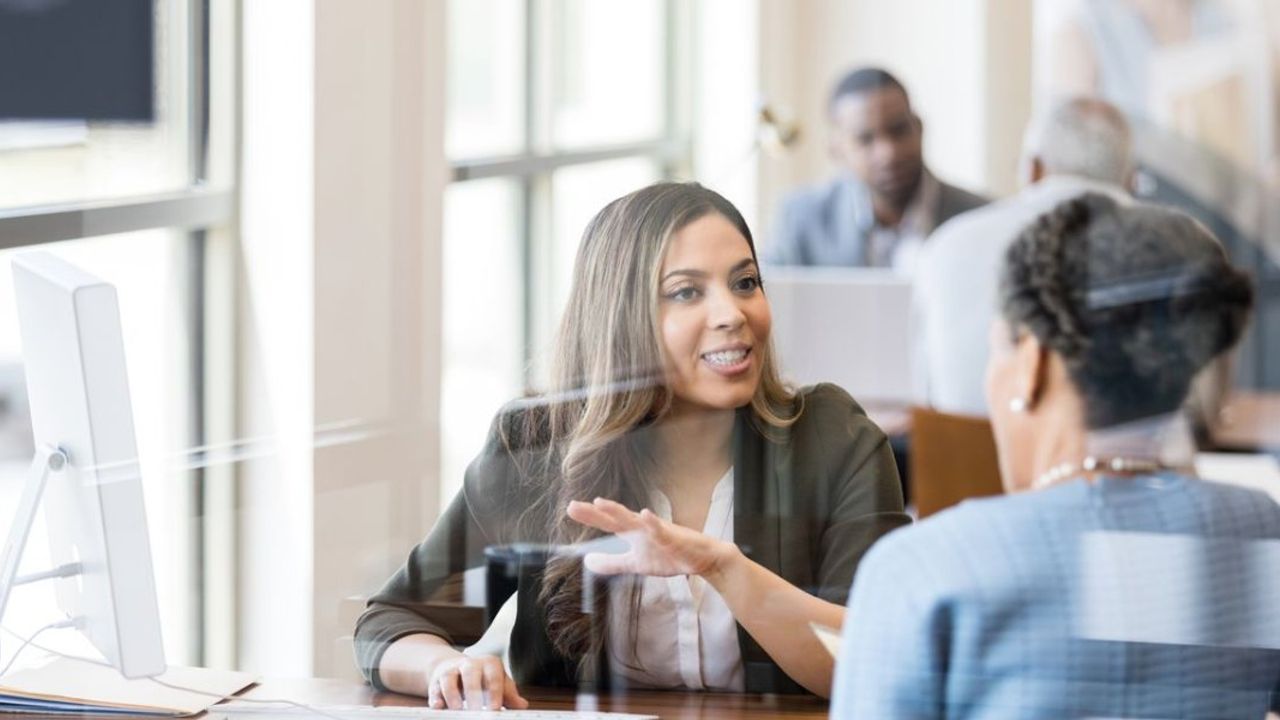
(0, 251, 165, 678)
(762, 266, 916, 404)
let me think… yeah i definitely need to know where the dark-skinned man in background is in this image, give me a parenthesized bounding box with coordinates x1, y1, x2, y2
(766, 67, 988, 274)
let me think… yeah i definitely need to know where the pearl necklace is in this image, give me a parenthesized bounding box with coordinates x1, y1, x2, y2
(1032, 456, 1166, 491)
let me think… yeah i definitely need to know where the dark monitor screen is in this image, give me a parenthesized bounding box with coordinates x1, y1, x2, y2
(0, 0, 154, 122)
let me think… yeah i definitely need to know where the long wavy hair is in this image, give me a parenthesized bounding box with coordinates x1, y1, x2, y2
(504, 182, 798, 671)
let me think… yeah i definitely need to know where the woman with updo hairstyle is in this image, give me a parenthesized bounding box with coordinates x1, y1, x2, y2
(355, 182, 909, 709)
(834, 193, 1280, 718)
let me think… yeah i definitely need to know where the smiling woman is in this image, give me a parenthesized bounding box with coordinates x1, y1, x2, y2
(658, 215, 772, 411)
(353, 182, 910, 709)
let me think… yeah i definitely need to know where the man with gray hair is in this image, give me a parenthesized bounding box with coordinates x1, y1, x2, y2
(913, 97, 1133, 415)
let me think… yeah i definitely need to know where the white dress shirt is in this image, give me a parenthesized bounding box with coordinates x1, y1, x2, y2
(606, 468, 743, 691)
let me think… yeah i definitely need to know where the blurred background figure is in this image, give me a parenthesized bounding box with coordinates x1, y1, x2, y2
(1037, 0, 1280, 391)
(765, 67, 987, 273)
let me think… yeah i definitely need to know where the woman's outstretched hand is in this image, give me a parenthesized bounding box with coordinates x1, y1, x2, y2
(566, 497, 739, 578)
(566, 496, 843, 697)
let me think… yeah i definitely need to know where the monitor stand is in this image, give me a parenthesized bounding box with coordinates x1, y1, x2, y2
(0, 445, 83, 646)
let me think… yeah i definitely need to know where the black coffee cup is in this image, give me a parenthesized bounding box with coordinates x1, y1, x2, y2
(483, 543, 558, 625)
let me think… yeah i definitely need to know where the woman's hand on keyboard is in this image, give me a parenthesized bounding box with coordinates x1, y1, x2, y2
(427, 654, 528, 711)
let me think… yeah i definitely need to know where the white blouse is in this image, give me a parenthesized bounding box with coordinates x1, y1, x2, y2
(605, 468, 744, 691)
(465, 469, 744, 691)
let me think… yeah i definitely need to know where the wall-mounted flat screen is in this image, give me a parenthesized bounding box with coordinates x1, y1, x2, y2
(0, 0, 154, 121)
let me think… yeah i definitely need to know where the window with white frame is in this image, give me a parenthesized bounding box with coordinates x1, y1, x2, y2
(440, 0, 694, 503)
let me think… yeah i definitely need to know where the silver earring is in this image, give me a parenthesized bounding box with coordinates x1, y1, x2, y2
(1009, 397, 1028, 413)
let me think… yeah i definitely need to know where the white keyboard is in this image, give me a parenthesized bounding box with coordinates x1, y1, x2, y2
(211, 700, 658, 720)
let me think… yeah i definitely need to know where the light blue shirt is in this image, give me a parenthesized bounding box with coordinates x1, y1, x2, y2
(832, 474, 1280, 718)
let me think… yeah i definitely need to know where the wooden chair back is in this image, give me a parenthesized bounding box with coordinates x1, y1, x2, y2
(909, 406, 1004, 518)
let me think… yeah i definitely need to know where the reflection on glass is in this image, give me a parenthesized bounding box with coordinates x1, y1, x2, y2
(446, 0, 526, 160)
(550, 0, 665, 150)
(442, 179, 525, 503)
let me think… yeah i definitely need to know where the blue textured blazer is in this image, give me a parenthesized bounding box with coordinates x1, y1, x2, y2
(833, 474, 1280, 719)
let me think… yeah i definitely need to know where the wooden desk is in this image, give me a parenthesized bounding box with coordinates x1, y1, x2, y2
(1213, 391, 1280, 453)
(239, 677, 829, 719)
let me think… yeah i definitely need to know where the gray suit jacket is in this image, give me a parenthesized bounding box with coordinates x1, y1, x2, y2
(766, 173, 988, 267)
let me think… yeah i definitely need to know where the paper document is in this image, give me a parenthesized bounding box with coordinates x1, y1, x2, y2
(809, 622, 842, 659)
(0, 659, 256, 716)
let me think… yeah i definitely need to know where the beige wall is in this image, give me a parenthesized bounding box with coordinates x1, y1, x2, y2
(311, 0, 444, 680)
(985, 0, 1035, 197)
(756, 0, 1034, 239)
(238, 0, 443, 679)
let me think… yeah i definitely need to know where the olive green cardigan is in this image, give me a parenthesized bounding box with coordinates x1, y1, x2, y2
(354, 383, 910, 694)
